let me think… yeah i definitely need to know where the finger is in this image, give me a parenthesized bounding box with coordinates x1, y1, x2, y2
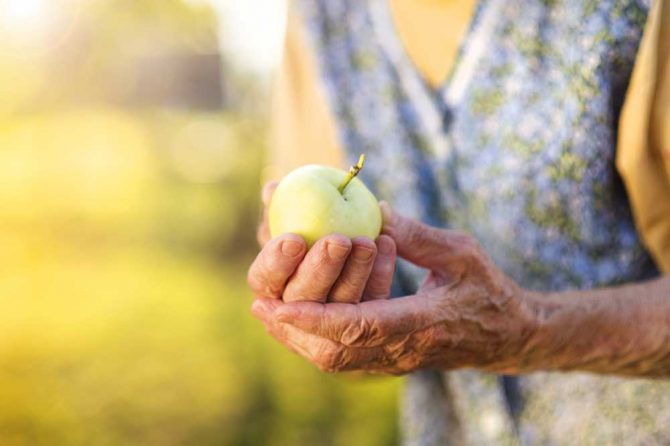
(329, 237, 377, 303)
(283, 234, 352, 302)
(255, 298, 399, 373)
(266, 318, 333, 364)
(363, 235, 396, 300)
(257, 181, 279, 247)
(259, 319, 302, 356)
(380, 202, 475, 276)
(253, 300, 346, 368)
(362, 236, 395, 301)
(250, 297, 283, 321)
(247, 234, 307, 299)
(275, 291, 444, 348)
(252, 298, 299, 355)
(271, 321, 383, 373)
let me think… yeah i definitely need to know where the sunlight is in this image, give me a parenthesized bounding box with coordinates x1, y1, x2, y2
(0, 0, 51, 41)
(0, 0, 79, 55)
(204, 0, 288, 75)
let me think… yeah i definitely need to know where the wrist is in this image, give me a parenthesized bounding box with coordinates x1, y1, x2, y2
(492, 288, 562, 374)
(479, 285, 550, 374)
(518, 281, 670, 377)
(445, 277, 670, 377)
(513, 288, 607, 374)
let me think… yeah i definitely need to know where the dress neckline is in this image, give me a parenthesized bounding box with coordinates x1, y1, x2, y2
(370, 0, 506, 107)
(368, 0, 504, 160)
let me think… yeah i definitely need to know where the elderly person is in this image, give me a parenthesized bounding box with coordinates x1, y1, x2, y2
(249, 0, 670, 444)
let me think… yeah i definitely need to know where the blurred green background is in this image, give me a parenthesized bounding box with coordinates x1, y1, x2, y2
(0, 0, 400, 444)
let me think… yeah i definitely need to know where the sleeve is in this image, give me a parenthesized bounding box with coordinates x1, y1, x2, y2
(616, 0, 670, 273)
(264, 2, 344, 184)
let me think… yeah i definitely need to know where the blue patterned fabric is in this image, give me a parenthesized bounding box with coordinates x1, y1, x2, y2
(296, 0, 669, 444)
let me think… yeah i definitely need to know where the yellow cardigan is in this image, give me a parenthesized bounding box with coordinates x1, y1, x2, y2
(270, 0, 670, 272)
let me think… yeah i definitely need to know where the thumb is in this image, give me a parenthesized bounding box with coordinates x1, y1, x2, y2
(380, 202, 472, 274)
(262, 181, 279, 207)
(257, 181, 279, 247)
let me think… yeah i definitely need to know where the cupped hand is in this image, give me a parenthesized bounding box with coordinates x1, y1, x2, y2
(251, 202, 538, 375)
(248, 182, 397, 305)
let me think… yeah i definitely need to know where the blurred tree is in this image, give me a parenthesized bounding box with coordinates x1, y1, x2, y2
(0, 0, 226, 111)
(0, 1, 400, 445)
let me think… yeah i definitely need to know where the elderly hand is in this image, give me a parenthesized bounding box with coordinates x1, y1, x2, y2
(248, 181, 398, 305)
(250, 192, 538, 374)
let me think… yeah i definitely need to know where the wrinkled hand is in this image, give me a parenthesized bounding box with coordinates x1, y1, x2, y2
(250, 193, 538, 375)
(249, 181, 397, 305)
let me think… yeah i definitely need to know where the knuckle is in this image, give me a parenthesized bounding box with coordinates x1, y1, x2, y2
(340, 325, 366, 347)
(307, 259, 340, 286)
(333, 274, 363, 297)
(247, 261, 283, 298)
(382, 336, 409, 358)
(340, 313, 376, 347)
(350, 259, 369, 272)
(317, 345, 347, 373)
(462, 245, 479, 262)
(456, 235, 481, 261)
(313, 259, 334, 277)
(291, 275, 326, 300)
(246, 262, 262, 291)
(407, 224, 426, 247)
(371, 352, 404, 376)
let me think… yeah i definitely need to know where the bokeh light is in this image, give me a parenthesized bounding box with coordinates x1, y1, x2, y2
(169, 117, 234, 183)
(0, 0, 79, 56)
(207, 0, 287, 74)
(0, 1, 400, 444)
(0, 0, 53, 39)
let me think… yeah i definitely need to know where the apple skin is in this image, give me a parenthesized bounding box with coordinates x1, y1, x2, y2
(269, 164, 382, 247)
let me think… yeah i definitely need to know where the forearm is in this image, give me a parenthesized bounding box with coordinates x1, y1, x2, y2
(518, 276, 670, 377)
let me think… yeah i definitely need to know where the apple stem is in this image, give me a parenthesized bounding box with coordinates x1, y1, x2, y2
(337, 154, 366, 195)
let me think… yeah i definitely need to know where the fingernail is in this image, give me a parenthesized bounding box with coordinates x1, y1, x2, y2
(353, 245, 375, 261)
(281, 240, 303, 257)
(327, 242, 350, 260)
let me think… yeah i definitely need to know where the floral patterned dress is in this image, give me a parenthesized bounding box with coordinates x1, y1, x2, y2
(296, 0, 670, 444)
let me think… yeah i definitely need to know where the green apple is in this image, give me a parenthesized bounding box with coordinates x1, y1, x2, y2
(269, 155, 382, 247)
